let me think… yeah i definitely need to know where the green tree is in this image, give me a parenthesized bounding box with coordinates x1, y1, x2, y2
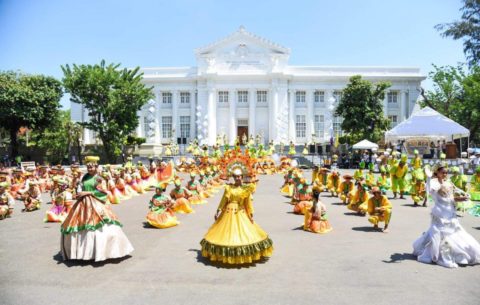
(62, 60, 153, 163)
(0, 71, 63, 159)
(436, 0, 480, 67)
(420, 64, 480, 142)
(335, 75, 391, 143)
(26, 110, 71, 164)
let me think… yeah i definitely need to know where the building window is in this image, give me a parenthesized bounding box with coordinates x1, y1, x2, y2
(314, 115, 324, 137)
(333, 116, 343, 136)
(333, 91, 342, 104)
(180, 116, 190, 139)
(257, 91, 267, 103)
(388, 91, 398, 103)
(296, 115, 306, 138)
(238, 91, 248, 103)
(180, 92, 190, 104)
(161, 116, 172, 138)
(238, 119, 248, 126)
(162, 92, 172, 104)
(314, 91, 325, 103)
(218, 91, 229, 103)
(296, 91, 306, 103)
(143, 116, 149, 138)
(388, 115, 398, 127)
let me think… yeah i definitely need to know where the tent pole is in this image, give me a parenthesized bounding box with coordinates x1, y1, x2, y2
(460, 137, 462, 158)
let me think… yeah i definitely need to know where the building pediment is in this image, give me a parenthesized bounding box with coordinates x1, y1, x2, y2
(195, 26, 290, 75)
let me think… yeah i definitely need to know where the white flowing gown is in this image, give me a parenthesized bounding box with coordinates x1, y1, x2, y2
(413, 178, 480, 268)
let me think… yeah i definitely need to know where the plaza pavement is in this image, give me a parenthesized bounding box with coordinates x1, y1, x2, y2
(1, 170, 480, 305)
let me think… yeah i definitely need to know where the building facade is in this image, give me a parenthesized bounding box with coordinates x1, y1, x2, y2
(72, 27, 426, 154)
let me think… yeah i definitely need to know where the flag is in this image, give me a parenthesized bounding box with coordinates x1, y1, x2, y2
(334, 133, 339, 148)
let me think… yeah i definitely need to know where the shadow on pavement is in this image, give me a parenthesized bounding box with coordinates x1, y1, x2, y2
(344, 212, 365, 217)
(142, 222, 160, 229)
(188, 249, 269, 269)
(382, 252, 416, 264)
(351, 226, 379, 233)
(53, 252, 132, 267)
(331, 202, 346, 206)
(291, 226, 304, 231)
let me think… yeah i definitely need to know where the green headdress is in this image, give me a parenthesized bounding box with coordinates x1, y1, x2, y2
(359, 161, 365, 169)
(368, 162, 374, 171)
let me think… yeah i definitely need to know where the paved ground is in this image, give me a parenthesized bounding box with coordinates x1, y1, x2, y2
(1, 170, 480, 305)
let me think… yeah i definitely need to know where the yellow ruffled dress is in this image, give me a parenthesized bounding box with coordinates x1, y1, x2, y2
(200, 184, 273, 264)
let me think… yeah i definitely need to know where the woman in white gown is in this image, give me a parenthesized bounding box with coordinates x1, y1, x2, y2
(413, 165, 480, 268)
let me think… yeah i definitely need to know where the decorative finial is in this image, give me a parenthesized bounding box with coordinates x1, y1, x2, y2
(239, 25, 246, 32)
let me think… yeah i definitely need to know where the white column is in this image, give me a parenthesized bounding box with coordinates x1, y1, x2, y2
(400, 90, 406, 121)
(190, 90, 196, 141)
(325, 90, 334, 143)
(207, 88, 217, 145)
(229, 89, 236, 145)
(306, 89, 314, 143)
(197, 86, 208, 145)
(269, 87, 278, 143)
(288, 89, 296, 143)
(155, 91, 161, 144)
(172, 90, 179, 140)
(248, 89, 256, 137)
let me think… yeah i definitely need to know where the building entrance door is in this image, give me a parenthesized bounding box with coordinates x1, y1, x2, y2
(237, 126, 248, 145)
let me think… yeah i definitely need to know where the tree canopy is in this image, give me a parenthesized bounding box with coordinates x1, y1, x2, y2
(62, 60, 153, 162)
(335, 75, 391, 143)
(0, 71, 63, 158)
(420, 64, 480, 143)
(436, 0, 480, 67)
(24, 110, 75, 164)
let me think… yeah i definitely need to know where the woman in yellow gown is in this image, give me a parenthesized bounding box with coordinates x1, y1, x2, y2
(200, 166, 273, 265)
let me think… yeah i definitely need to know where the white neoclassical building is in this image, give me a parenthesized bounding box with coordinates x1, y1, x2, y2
(72, 27, 426, 154)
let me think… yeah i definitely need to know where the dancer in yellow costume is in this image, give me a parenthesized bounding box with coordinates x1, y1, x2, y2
(337, 174, 354, 204)
(411, 174, 427, 207)
(327, 169, 340, 197)
(469, 167, 480, 201)
(410, 149, 422, 170)
(288, 141, 296, 155)
(367, 187, 392, 233)
(365, 163, 375, 188)
(391, 154, 408, 199)
(304, 187, 332, 234)
(200, 164, 273, 265)
(146, 184, 179, 229)
(347, 180, 369, 215)
(353, 161, 365, 182)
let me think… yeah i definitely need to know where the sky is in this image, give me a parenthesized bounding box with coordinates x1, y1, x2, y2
(0, 0, 466, 108)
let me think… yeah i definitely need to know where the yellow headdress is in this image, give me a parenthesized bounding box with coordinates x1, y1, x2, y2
(84, 156, 100, 165)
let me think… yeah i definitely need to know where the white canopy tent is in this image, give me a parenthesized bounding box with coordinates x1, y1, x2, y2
(352, 139, 379, 150)
(385, 106, 470, 142)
